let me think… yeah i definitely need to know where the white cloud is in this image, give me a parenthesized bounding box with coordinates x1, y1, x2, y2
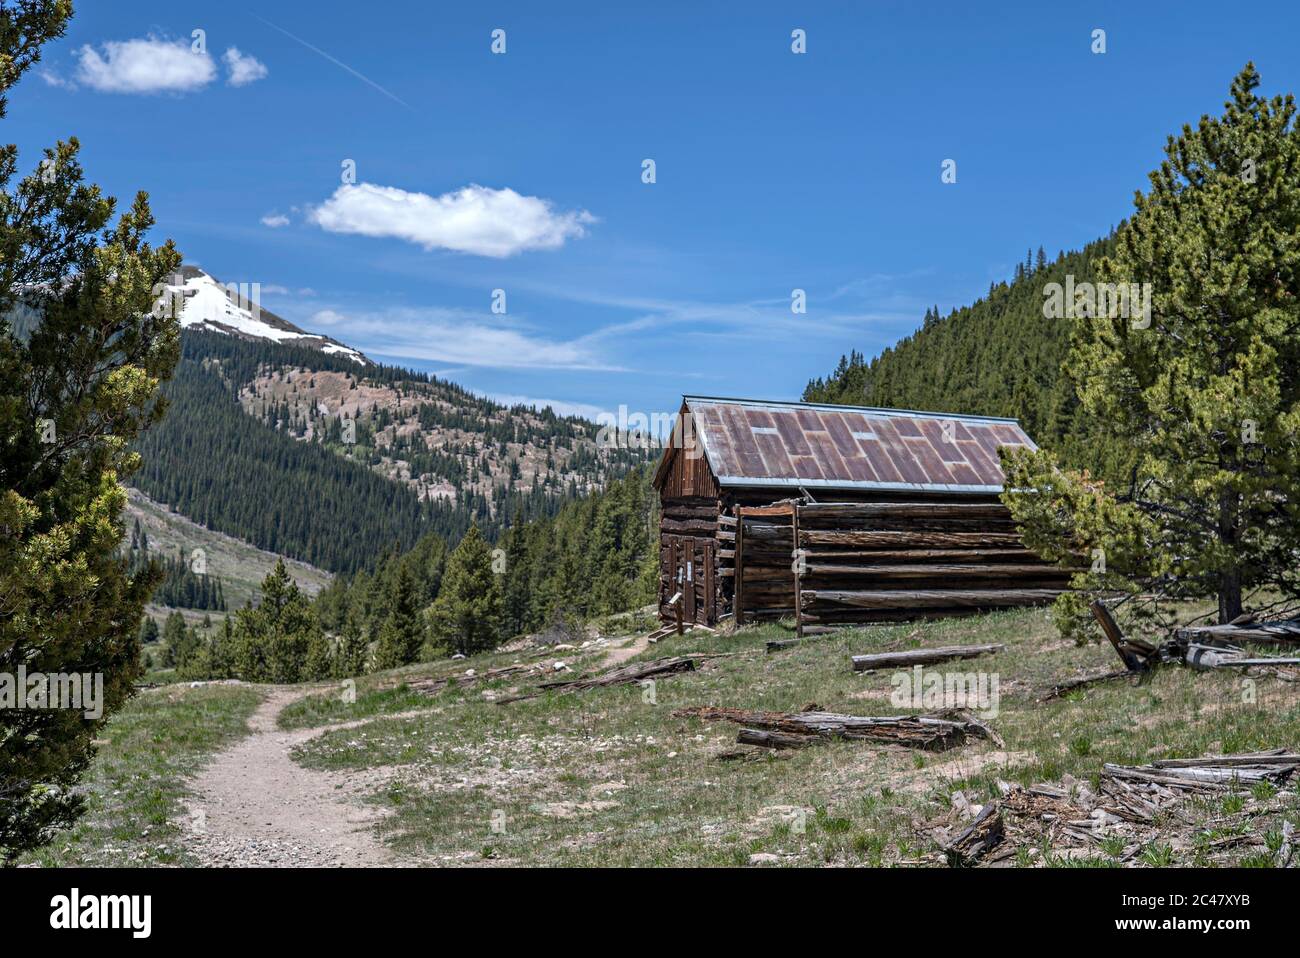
(260, 213, 290, 228)
(309, 183, 594, 257)
(223, 47, 268, 86)
(305, 306, 620, 371)
(75, 37, 215, 94)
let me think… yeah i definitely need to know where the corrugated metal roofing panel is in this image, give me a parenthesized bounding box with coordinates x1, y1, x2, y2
(682, 395, 1035, 493)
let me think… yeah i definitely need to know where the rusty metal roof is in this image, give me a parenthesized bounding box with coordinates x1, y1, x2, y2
(682, 396, 1036, 494)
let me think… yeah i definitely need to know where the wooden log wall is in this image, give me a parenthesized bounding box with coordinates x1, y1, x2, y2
(734, 504, 796, 622)
(792, 499, 1072, 630)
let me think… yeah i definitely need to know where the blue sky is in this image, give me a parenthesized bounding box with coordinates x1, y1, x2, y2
(11, 0, 1300, 421)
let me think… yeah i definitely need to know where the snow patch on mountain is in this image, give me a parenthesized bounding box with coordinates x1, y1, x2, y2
(162, 267, 368, 365)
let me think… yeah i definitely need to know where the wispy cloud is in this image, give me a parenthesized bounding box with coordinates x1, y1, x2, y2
(252, 14, 409, 109)
(310, 183, 595, 258)
(304, 305, 623, 371)
(488, 393, 608, 419)
(260, 212, 290, 228)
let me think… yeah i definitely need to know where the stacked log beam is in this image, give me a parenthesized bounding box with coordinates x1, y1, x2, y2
(793, 499, 1069, 630)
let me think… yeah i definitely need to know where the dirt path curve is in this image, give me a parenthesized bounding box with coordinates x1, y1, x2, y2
(601, 632, 654, 669)
(181, 687, 405, 868)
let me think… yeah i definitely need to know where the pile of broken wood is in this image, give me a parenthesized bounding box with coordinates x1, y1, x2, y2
(674, 703, 1002, 753)
(1043, 602, 1300, 700)
(936, 750, 1300, 867)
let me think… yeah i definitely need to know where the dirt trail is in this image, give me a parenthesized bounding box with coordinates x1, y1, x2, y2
(601, 632, 654, 668)
(181, 687, 408, 867)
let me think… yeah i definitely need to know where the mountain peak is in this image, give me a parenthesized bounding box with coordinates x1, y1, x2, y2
(163, 266, 368, 365)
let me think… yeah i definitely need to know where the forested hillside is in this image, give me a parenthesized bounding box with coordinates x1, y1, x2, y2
(318, 465, 657, 644)
(170, 466, 659, 683)
(804, 235, 1126, 475)
(130, 328, 649, 575)
(131, 344, 430, 573)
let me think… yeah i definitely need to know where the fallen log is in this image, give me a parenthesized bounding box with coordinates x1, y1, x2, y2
(1089, 600, 1164, 672)
(851, 643, 1003, 672)
(672, 704, 995, 751)
(736, 728, 813, 749)
(1103, 754, 1299, 790)
(1154, 750, 1300, 768)
(496, 654, 709, 704)
(1183, 643, 1300, 669)
(1176, 619, 1300, 646)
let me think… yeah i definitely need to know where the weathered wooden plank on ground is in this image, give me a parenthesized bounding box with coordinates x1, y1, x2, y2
(496, 654, 725, 704)
(672, 704, 995, 750)
(850, 643, 1003, 672)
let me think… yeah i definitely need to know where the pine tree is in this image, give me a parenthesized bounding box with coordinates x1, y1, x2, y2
(428, 525, 503, 656)
(138, 617, 160, 645)
(333, 606, 370, 678)
(0, 1, 185, 860)
(232, 560, 319, 682)
(303, 630, 334, 681)
(371, 562, 423, 670)
(1005, 63, 1300, 629)
(500, 510, 532, 637)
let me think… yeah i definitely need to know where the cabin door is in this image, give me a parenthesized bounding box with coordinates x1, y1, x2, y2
(680, 538, 696, 622)
(668, 536, 716, 625)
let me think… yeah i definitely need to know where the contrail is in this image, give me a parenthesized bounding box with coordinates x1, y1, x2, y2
(252, 13, 412, 109)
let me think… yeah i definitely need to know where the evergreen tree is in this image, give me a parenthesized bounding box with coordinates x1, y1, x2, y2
(233, 559, 319, 682)
(303, 629, 334, 681)
(0, 0, 183, 860)
(333, 606, 370, 678)
(427, 526, 503, 656)
(138, 617, 160, 645)
(371, 563, 422, 670)
(1005, 64, 1300, 629)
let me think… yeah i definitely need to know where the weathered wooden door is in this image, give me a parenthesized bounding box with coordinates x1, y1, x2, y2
(667, 536, 716, 625)
(682, 538, 696, 622)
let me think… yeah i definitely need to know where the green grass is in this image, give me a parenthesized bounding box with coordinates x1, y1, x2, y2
(17, 683, 262, 867)
(282, 605, 1300, 866)
(31, 603, 1298, 868)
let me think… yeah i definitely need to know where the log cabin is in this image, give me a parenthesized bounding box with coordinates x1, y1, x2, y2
(651, 395, 1071, 635)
